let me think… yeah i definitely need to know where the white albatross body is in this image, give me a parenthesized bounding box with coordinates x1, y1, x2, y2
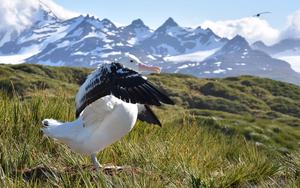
(42, 60, 173, 170)
(43, 95, 138, 154)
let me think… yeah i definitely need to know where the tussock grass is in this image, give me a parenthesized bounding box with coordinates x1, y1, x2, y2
(0, 64, 299, 186)
(0, 95, 299, 187)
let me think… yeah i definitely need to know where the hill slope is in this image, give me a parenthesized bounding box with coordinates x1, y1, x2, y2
(0, 64, 299, 187)
(1, 64, 299, 149)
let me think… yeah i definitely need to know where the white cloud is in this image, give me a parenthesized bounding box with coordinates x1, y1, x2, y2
(280, 10, 300, 39)
(0, 0, 37, 32)
(40, 0, 79, 20)
(0, 0, 78, 32)
(201, 17, 280, 45)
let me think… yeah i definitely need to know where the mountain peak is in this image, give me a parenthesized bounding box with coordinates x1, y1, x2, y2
(131, 19, 145, 26)
(230, 35, 249, 46)
(205, 28, 214, 34)
(252, 40, 267, 48)
(102, 18, 112, 23)
(155, 17, 179, 33)
(33, 4, 61, 25)
(218, 34, 250, 53)
(101, 18, 117, 28)
(232, 34, 243, 40)
(162, 17, 178, 27)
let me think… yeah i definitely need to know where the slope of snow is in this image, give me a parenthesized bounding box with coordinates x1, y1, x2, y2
(0, 30, 14, 47)
(164, 48, 219, 62)
(276, 55, 300, 73)
(127, 27, 152, 45)
(274, 49, 300, 73)
(0, 52, 38, 64)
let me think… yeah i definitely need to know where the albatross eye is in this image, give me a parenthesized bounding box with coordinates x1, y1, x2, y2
(130, 60, 134, 62)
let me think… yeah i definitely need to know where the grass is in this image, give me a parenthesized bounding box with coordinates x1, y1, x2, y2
(0, 64, 299, 187)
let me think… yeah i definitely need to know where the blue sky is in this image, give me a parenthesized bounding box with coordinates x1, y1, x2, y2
(55, 0, 300, 29)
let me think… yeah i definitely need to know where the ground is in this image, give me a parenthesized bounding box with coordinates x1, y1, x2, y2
(0, 64, 299, 187)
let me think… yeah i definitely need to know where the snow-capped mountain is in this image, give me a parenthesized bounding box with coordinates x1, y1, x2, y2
(252, 38, 300, 73)
(252, 38, 300, 55)
(173, 35, 300, 85)
(119, 19, 153, 45)
(137, 18, 227, 57)
(1, 6, 300, 85)
(0, 4, 59, 49)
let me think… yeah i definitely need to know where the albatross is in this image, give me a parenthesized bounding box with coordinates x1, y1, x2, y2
(253, 11, 271, 17)
(41, 57, 174, 170)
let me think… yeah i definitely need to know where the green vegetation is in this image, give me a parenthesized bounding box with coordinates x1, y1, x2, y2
(0, 64, 299, 187)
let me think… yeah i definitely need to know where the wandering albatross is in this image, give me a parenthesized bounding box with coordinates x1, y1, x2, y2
(41, 57, 174, 170)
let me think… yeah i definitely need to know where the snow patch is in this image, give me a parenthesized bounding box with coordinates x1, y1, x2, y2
(73, 51, 89, 56)
(164, 48, 219, 62)
(214, 61, 222, 67)
(157, 44, 178, 55)
(147, 55, 156, 60)
(213, 69, 226, 74)
(276, 55, 300, 73)
(0, 47, 40, 64)
(127, 38, 137, 45)
(100, 51, 121, 58)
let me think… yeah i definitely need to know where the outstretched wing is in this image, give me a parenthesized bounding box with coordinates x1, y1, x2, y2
(75, 62, 174, 118)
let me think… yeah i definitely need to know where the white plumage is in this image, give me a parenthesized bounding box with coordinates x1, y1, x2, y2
(43, 95, 137, 154)
(42, 59, 173, 170)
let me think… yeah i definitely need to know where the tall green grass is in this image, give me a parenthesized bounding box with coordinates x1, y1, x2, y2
(0, 94, 299, 187)
(0, 64, 299, 186)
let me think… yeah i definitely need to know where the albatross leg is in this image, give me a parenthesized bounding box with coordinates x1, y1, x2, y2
(91, 154, 125, 173)
(91, 153, 102, 170)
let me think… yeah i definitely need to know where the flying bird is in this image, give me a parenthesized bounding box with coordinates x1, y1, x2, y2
(253, 11, 271, 17)
(41, 57, 174, 170)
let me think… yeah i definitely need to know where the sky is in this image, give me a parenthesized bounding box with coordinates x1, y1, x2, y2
(0, 0, 300, 45)
(54, 0, 299, 29)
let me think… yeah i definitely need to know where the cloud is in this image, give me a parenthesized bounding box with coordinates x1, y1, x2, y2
(0, 0, 78, 32)
(40, 0, 79, 20)
(0, 0, 37, 32)
(201, 17, 280, 45)
(280, 10, 300, 39)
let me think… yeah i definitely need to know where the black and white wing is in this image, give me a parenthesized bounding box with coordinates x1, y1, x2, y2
(75, 63, 174, 124)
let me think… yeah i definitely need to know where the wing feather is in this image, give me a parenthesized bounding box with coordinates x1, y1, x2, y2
(75, 62, 174, 119)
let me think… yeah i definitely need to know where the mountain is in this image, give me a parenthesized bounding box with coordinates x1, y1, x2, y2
(252, 38, 300, 55)
(0, 14, 229, 67)
(138, 18, 227, 57)
(1, 8, 300, 85)
(119, 19, 153, 45)
(252, 38, 300, 73)
(163, 35, 300, 85)
(0, 3, 59, 49)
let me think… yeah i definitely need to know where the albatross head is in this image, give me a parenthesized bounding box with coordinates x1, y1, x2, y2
(118, 54, 161, 74)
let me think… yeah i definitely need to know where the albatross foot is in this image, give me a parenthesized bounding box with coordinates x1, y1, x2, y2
(91, 164, 125, 175)
(102, 164, 127, 175)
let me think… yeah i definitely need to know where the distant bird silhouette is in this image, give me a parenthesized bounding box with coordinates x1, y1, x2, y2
(253, 12, 271, 17)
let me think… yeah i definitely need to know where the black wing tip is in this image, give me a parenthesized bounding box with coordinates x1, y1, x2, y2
(163, 97, 175, 105)
(138, 105, 162, 127)
(157, 120, 162, 127)
(145, 82, 175, 105)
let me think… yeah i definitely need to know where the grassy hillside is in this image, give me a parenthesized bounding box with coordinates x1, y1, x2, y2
(0, 64, 299, 187)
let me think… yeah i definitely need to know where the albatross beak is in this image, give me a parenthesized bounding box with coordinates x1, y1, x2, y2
(138, 64, 161, 73)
